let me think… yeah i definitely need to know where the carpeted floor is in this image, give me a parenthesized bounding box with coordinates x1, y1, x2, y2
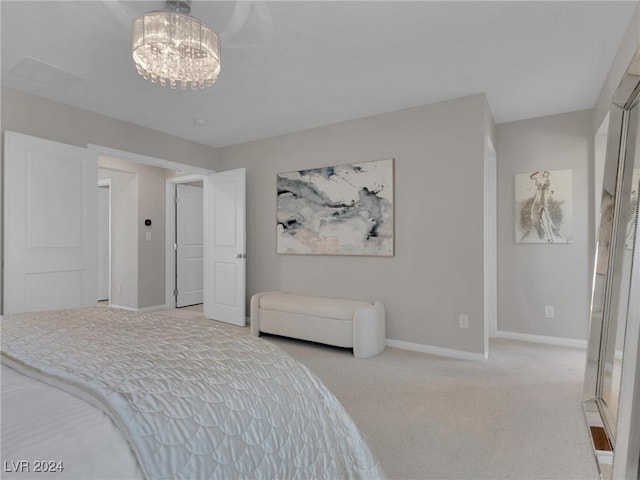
(158, 307, 600, 480)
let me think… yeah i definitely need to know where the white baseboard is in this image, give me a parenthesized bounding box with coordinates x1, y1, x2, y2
(108, 304, 136, 311)
(386, 338, 488, 362)
(107, 304, 169, 313)
(495, 330, 587, 349)
(137, 304, 170, 313)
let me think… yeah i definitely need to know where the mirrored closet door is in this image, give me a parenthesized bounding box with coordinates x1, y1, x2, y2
(583, 49, 640, 480)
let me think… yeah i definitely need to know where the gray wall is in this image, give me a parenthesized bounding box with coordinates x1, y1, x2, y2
(218, 94, 491, 355)
(0, 87, 218, 313)
(496, 110, 593, 340)
(0, 87, 219, 168)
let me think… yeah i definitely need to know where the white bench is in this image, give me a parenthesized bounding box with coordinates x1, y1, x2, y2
(250, 292, 386, 358)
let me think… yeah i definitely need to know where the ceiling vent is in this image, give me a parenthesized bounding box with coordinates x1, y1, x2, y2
(9, 57, 85, 89)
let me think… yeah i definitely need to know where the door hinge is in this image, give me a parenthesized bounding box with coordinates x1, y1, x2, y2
(174, 243, 178, 250)
(174, 194, 179, 204)
(174, 289, 178, 297)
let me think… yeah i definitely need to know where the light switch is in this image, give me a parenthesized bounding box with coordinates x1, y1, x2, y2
(145, 231, 152, 241)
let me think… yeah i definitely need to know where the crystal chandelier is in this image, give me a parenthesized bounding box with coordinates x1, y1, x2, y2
(132, 0, 221, 90)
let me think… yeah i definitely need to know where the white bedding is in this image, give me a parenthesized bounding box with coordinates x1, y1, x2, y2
(1, 307, 383, 479)
(1, 364, 143, 479)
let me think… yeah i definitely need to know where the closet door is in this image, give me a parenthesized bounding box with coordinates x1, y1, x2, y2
(583, 48, 640, 480)
(4, 131, 97, 314)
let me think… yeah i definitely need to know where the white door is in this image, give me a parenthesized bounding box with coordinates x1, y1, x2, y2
(203, 168, 246, 326)
(176, 183, 203, 307)
(3, 131, 97, 314)
(97, 184, 110, 301)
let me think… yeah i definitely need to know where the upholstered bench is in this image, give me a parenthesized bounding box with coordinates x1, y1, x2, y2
(250, 292, 386, 358)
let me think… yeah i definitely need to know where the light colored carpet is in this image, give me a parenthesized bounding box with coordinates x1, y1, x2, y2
(157, 308, 600, 480)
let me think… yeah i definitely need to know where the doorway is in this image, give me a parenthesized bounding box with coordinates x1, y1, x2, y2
(3, 137, 246, 325)
(96, 157, 203, 311)
(97, 180, 111, 304)
(175, 181, 204, 308)
(97, 166, 139, 310)
(165, 170, 247, 325)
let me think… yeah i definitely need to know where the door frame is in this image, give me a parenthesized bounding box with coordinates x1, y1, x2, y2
(97, 178, 112, 304)
(88, 145, 212, 177)
(87, 144, 213, 311)
(485, 137, 498, 347)
(165, 174, 207, 308)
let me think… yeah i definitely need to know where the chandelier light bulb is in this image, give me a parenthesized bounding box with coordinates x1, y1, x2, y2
(132, 1, 221, 90)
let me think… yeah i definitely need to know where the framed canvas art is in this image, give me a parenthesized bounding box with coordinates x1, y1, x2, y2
(277, 158, 394, 255)
(515, 169, 573, 244)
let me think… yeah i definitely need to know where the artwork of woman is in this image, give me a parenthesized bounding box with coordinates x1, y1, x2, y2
(516, 169, 571, 243)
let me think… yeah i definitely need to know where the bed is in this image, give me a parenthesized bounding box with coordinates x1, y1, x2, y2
(1, 307, 383, 479)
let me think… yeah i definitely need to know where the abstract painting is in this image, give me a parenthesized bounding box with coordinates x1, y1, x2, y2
(277, 159, 394, 255)
(515, 169, 572, 244)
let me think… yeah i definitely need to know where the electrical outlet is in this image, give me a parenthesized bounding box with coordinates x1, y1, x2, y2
(459, 314, 469, 329)
(545, 306, 555, 319)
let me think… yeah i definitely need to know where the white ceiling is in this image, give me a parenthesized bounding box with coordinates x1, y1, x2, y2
(1, 1, 636, 148)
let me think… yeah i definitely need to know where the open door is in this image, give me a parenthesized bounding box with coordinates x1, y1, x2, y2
(203, 168, 246, 326)
(3, 131, 97, 314)
(176, 183, 204, 307)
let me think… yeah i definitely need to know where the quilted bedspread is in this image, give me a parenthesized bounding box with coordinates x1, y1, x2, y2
(1, 307, 383, 479)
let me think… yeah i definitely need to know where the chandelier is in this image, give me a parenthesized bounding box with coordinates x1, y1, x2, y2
(132, 0, 221, 90)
